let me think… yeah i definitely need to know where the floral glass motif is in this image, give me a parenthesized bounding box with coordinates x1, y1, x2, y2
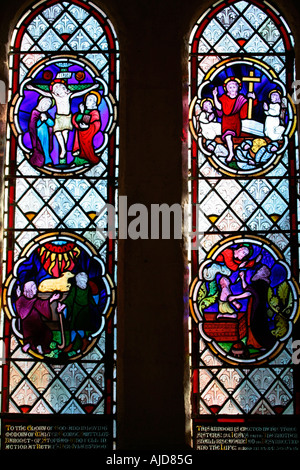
(188, 0, 299, 432)
(1, 0, 119, 422)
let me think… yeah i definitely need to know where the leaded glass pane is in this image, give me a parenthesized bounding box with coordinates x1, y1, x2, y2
(188, 0, 299, 451)
(1, 0, 118, 450)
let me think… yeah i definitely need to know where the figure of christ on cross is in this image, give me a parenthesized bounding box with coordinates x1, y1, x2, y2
(27, 79, 99, 163)
(212, 73, 259, 162)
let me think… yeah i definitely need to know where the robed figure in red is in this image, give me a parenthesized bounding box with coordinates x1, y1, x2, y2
(15, 281, 61, 354)
(213, 77, 257, 162)
(215, 244, 261, 272)
(72, 91, 102, 165)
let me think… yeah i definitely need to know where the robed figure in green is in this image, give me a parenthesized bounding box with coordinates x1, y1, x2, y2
(63, 271, 99, 353)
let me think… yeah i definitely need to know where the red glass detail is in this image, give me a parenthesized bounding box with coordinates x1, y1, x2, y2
(192, 369, 199, 393)
(20, 406, 31, 413)
(192, 20, 209, 52)
(209, 406, 221, 414)
(208, 2, 225, 18)
(73, 0, 88, 7)
(7, 249, 13, 275)
(105, 25, 115, 49)
(190, 57, 198, 95)
(106, 396, 112, 414)
(14, 25, 26, 49)
(280, 26, 292, 50)
(107, 318, 114, 336)
(217, 418, 245, 423)
(1, 321, 11, 413)
(273, 406, 285, 414)
(110, 74, 115, 93)
(8, 187, 15, 229)
(83, 405, 96, 414)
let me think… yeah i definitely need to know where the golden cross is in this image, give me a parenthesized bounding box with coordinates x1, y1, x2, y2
(242, 70, 261, 119)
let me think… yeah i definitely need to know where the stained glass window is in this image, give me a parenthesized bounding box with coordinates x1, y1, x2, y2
(0, 0, 119, 450)
(188, 0, 300, 450)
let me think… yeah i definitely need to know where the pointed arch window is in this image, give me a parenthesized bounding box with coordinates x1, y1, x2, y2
(188, 0, 300, 450)
(1, 0, 118, 449)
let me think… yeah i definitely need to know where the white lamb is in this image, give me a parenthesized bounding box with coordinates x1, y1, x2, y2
(38, 271, 75, 293)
